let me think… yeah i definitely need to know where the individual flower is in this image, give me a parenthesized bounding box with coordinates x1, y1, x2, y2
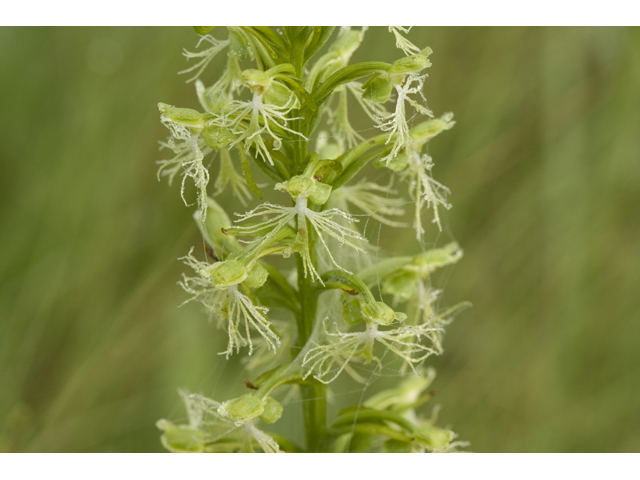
(178, 248, 279, 358)
(377, 74, 433, 166)
(230, 197, 366, 285)
(157, 105, 212, 222)
(302, 316, 441, 384)
(404, 151, 451, 236)
(157, 389, 281, 453)
(215, 65, 307, 166)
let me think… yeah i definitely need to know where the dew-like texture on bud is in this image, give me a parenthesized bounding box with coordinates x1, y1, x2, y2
(157, 420, 206, 453)
(376, 150, 409, 172)
(382, 270, 419, 298)
(276, 175, 332, 205)
(362, 72, 393, 104)
(410, 112, 455, 148)
(243, 262, 269, 289)
(416, 426, 454, 450)
(193, 26, 215, 35)
(308, 182, 332, 205)
(389, 52, 432, 76)
(259, 397, 284, 424)
(209, 260, 248, 288)
(362, 301, 406, 326)
(218, 393, 265, 423)
(158, 103, 205, 130)
(263, 81, 296, 108)
(201, 124, 235, 149)
(342, 297, 365, 326)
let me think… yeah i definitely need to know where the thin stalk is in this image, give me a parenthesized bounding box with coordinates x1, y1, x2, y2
(295, 220, 327, 452)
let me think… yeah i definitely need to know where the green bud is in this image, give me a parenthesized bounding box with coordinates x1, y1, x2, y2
(218, 393, 264, 424)
(193, 26, 215, 35)
(375, 150, 409, 172)
(382, 270, 419, 299)
(410, 112, 455, 148)
(259, 397, 283, 424)
(389, 50, 432, 76)
(413, 242, 462, 276)
(342, 296, 365, 326)
(308, 181, 332, 205)
(157, 420, 205, 453)
(208, 260, 248, 288)
(158, 103, 205, 130)
(201, 124, 235, 149)
(415, 426, 453, 450)
(275, 175, 332, 205)
(263, 81, 296, 108)
(362, 301, 406, 326)
(243, 262, 269, 289)
(362, 72, 393, 104)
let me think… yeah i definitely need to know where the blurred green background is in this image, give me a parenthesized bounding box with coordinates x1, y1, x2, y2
(1, 27, 639, 452)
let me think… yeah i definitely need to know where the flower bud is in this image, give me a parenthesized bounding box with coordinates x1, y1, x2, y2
(382, 270, 419, 299)
(201, 124, 235, 149)
(415, 426, 453, 450)
(218, 393, 264, 424)
(362, 72, 393, 104)
(362, 301, 407, 326)
(342, 296, 365, 326)
(208, 260, 248, 289)
(375, 150, 409, 172)
(389, 48, 432, 76)
(275, 175, 332, 205)
(157, 420, 205, 453)
(259, 397, 283, 424)
(193, 26, 215, 35)
(410, 112, 455, 148)
(263, 81, 296, 108)
(158, 103, 205, 131)
(308, 181, 332, 205)
(243, 262, 269, 289)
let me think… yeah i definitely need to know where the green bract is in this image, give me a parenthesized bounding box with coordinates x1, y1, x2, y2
(157, 26, 466, 454)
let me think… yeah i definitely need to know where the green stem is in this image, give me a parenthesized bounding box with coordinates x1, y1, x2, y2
(296, 227, 327, 452)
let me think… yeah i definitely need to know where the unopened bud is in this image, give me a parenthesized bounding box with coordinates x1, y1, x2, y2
(389, 48, 432, 76)
(410, 112, 455, 148)
(201, 124, 235, 149)
(382, 270, 419, 299)
(243, 262, 269, 289)
(362, 72, 393, 104)
(218, 393, 264, 424)
(259, 397, 283, 424)
(209, 260, 248, 288)
(362, 301, 406, 326)
(158, 103, 205, 131)
(416, 426, 453, 450)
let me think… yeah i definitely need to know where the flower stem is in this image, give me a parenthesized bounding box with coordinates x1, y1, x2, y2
(296, 227, 327, 452)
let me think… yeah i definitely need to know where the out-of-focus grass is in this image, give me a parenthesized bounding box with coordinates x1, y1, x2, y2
(0, 27, 638, 452)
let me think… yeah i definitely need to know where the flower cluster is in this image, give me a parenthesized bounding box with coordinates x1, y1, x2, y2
(156, 26, 466, 453)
